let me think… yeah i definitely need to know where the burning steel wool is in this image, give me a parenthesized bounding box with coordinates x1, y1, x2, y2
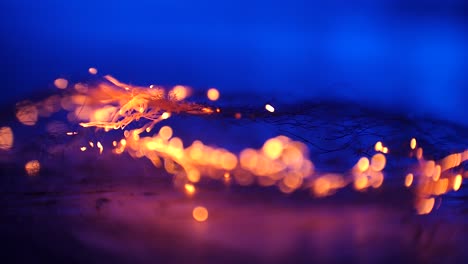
(10, 71, 468, 217)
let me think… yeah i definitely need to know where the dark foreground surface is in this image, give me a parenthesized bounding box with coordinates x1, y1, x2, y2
(1, 101, 468, 263)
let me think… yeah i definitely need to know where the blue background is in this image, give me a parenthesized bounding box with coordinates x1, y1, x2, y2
(1, 0, 467, 124)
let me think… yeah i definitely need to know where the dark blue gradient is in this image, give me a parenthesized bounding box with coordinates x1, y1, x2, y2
(1, 0, 467, 123)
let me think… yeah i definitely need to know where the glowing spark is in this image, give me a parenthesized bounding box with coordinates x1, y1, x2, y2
(453, 174, 462, 191)
(54, 78, 68, 89)
(262, 138, 284, 160)
(80, 146, 87, 152)
(66, 131, 78, 136)
(356, 157, 370, 172)
(97, 141, 104, 154)
(370, 153, 386, 172)
(410, 138, 417, 150)
(112, 141, 117, 147)
(192, 206, 208, 222)
(25, 160, 41, 176)
(265, 104, 275, 113)
(382, 147, 388, 154)
(0, 126, 14, 150)
(207, 88, 220, 101)
(161, 112, 171, 120)
(184, 183, 196, 195)
(405, 173, 413, 187)
(88, 67, 98, 75)
(374, 141, 383, 152)
(354, 175, 368, 190)
(89, 141, 94, 148)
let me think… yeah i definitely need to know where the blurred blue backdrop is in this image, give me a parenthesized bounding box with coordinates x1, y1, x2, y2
(1, 0, 467, 124)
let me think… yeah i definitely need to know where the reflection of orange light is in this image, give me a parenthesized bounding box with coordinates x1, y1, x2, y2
(192, 206, 208, 222)
(207, 88, 220, 101)
(25, 160, 41, 176)
(234, 113, 242, 119)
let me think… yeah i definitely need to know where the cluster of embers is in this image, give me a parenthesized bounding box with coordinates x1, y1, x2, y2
(3, 71, 467, 217)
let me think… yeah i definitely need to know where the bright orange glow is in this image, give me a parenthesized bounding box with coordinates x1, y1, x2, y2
(27, 74, 468, 216)
(354, 175, 368, 190)
(374, 141, 383, 152)
(453, 174, 462, 191)
(187, 169, 200, 183)
(54, 78, 68, 89)
(207, 88, 220, 101)
(416, 197, 435, 215)
(161, 112, 171, 120)
(184, 183, 196, 195)
(423, 160, 435, 177)
(262, 138, 284, 160)
(410, 138, 417, 150)
(159, 126, 173, 141)
(25, 160, 40, 176)
(265, 104, 275, 113)
(370, 153, 386, 172)
(405, 173, 413, 187)
(356, 157, 369, 172)
(192, 206, 208, 222)
(432, 165, 441, 181)
(88, 67, 98, 75)
(0, 126, 14, 150)
(97, 141, 104, 154)
(169, 85, 189, 101)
